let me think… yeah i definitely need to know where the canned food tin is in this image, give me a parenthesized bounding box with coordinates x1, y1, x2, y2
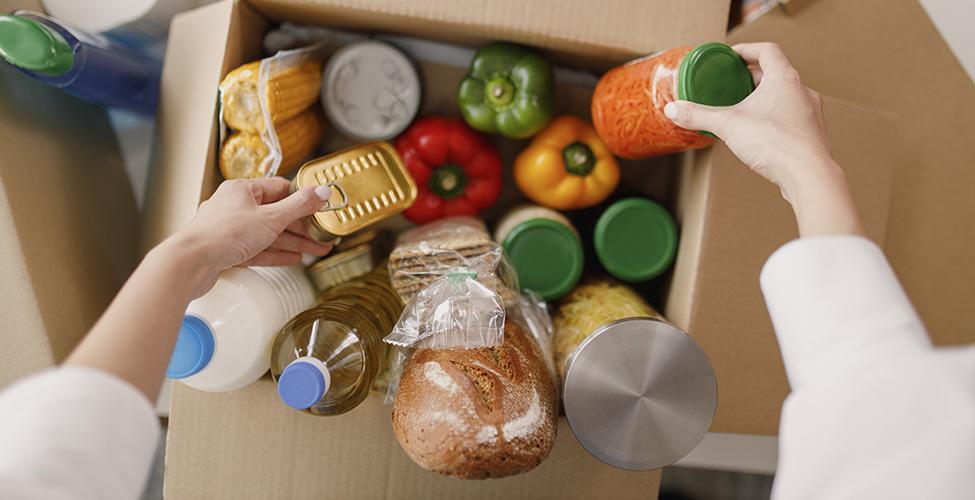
(553, 279, 716, 470)
(292, 142, 417, 241)
(306, 232, 390, 292)
(321, 40, 421, 142)
(562, 317, 716, 471)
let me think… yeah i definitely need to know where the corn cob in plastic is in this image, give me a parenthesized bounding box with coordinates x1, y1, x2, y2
(219, 108, 324, 179)
(220, 60, 323, 134)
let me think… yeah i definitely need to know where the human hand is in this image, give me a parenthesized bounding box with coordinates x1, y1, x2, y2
(164, 177, 333, 297)
(664, 42, 863, 237)
(664, 43, 833, 198)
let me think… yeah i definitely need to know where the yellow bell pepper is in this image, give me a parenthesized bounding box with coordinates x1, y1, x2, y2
(514, 115, 620, 210)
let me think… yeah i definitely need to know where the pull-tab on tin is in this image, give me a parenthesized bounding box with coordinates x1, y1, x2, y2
(292, 142, 418, 241)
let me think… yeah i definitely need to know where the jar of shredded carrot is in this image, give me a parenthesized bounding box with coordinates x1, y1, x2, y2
(592, 43, 754, 160)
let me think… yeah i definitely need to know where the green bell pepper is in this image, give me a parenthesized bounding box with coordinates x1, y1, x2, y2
(457, 42, 555, 139)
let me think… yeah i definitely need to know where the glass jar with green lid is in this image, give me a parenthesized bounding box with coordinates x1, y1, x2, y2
(592, 42, 754, 159)
(495, 204, 584, 301)
(271, 265, 403, 416)
(594, 197, 677, 283)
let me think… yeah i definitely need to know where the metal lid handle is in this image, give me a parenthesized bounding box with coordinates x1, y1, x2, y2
(317, 182, 349, 212)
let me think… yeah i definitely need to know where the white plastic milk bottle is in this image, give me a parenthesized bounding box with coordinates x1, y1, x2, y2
(166, 266, 315, 392)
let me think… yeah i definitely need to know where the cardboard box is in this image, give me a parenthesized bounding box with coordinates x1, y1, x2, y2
(148, 0, 972, 496)
(152, 1, 730, 497)
(0, 0, 139, 388)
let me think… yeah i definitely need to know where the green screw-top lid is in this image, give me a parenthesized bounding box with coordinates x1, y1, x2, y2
(0, 15, 73, 76)
(677, 42, 753, 137)
(594, 198, 677, 283)
(503, 218, 583, 301)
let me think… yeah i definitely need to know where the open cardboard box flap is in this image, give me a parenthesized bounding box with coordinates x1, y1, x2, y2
(0, 0, 138, 387)
(671, 0, 975, 436)
(730, 0, 975, 349)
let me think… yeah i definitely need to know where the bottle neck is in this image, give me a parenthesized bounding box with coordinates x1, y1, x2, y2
(249, 266, 315, 319)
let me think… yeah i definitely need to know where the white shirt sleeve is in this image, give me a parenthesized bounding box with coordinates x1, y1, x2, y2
(0, 366, 160, 500)
(761, 236, 975, 500)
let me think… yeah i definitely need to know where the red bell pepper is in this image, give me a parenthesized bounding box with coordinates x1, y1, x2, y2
(395, 116, 503, 224)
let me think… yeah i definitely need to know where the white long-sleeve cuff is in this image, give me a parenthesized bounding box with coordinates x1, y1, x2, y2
(760, 236, 929, 390)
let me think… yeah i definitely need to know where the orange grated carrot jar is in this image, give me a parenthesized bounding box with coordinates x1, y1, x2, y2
(592, 43, 754, 160)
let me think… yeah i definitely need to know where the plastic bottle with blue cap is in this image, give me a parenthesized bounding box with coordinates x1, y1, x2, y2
(271, 265, 402, 416)
(167, 266, 315, 392)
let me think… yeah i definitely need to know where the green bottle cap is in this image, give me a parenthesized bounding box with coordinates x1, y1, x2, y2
(677, 42, 754, 137)
(594, 198, 677, 283)
(0, 15, 73, 76)
(503, 218, 583, 301)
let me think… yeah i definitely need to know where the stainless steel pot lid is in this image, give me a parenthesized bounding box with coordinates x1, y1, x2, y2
(562, 317, 717, 470)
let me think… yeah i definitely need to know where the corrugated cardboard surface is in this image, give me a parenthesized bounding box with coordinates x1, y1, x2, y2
(729, 0, 975, 348)
(0, 0, 138, 387)
(667, 98, 898, 435)
(249, 0, 731, 70)
(166, 381, 660, 499)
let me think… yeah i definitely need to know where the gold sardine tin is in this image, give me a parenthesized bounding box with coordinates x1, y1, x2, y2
(292, 142, 417, 241)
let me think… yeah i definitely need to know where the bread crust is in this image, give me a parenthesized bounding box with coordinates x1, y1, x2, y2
(392, 321, 557, 479)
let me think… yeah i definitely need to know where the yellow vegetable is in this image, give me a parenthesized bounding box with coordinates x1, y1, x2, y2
(220, 60, 322, 134)
(219, 108, 323, 179)
(514, 115, 620, 210)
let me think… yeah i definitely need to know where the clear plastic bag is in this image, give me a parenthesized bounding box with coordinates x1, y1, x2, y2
(385, 217, 518, 350)
(381, 292, 557, 404)
(217, 43, 325, 177)
(507, 291, 558, 386)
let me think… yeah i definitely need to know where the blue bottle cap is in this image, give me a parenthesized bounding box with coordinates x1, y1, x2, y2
(278, 358, 331, 410)
(166, 315, 215, 379)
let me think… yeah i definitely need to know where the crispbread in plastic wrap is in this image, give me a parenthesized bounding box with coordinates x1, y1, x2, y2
(385, 217, 519, 350)
(217, 44, 324, 178)
(388, 217, 517, 304)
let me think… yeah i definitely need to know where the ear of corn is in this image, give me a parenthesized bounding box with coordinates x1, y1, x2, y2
(275, 108, 324, 177)
(219, 132, 269, 180)
(219, 108, 324, 180)
(220, 60, 323, 134)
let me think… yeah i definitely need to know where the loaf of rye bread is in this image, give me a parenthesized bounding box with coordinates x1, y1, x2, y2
(391, 321, 558, 479)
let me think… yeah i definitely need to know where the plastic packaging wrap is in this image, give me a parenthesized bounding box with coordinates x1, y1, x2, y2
(218, 43, 325, 178)
(381, 293, 556, 405)
(385, 217, 518, 350)
(507, 291, 558, 390)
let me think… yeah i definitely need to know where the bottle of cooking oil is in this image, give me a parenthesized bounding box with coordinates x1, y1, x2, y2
(270, 265, 402, 416)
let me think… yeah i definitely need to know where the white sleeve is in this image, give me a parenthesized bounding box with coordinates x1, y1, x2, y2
(761, 236, 975, 500)
(0, 367, 160, 500)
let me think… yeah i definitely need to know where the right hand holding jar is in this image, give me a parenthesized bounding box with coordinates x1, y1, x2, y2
(591, 42, 754, 160)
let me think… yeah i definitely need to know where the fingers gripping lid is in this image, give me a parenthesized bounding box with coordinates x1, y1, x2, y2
(167, 315, 216, 379)
(278, 357, 331, 410)
(677, 42, 754, 107)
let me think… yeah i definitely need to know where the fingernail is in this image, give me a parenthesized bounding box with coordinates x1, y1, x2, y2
(664, 102, 678, 120)
(314, 185, 332, 201)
